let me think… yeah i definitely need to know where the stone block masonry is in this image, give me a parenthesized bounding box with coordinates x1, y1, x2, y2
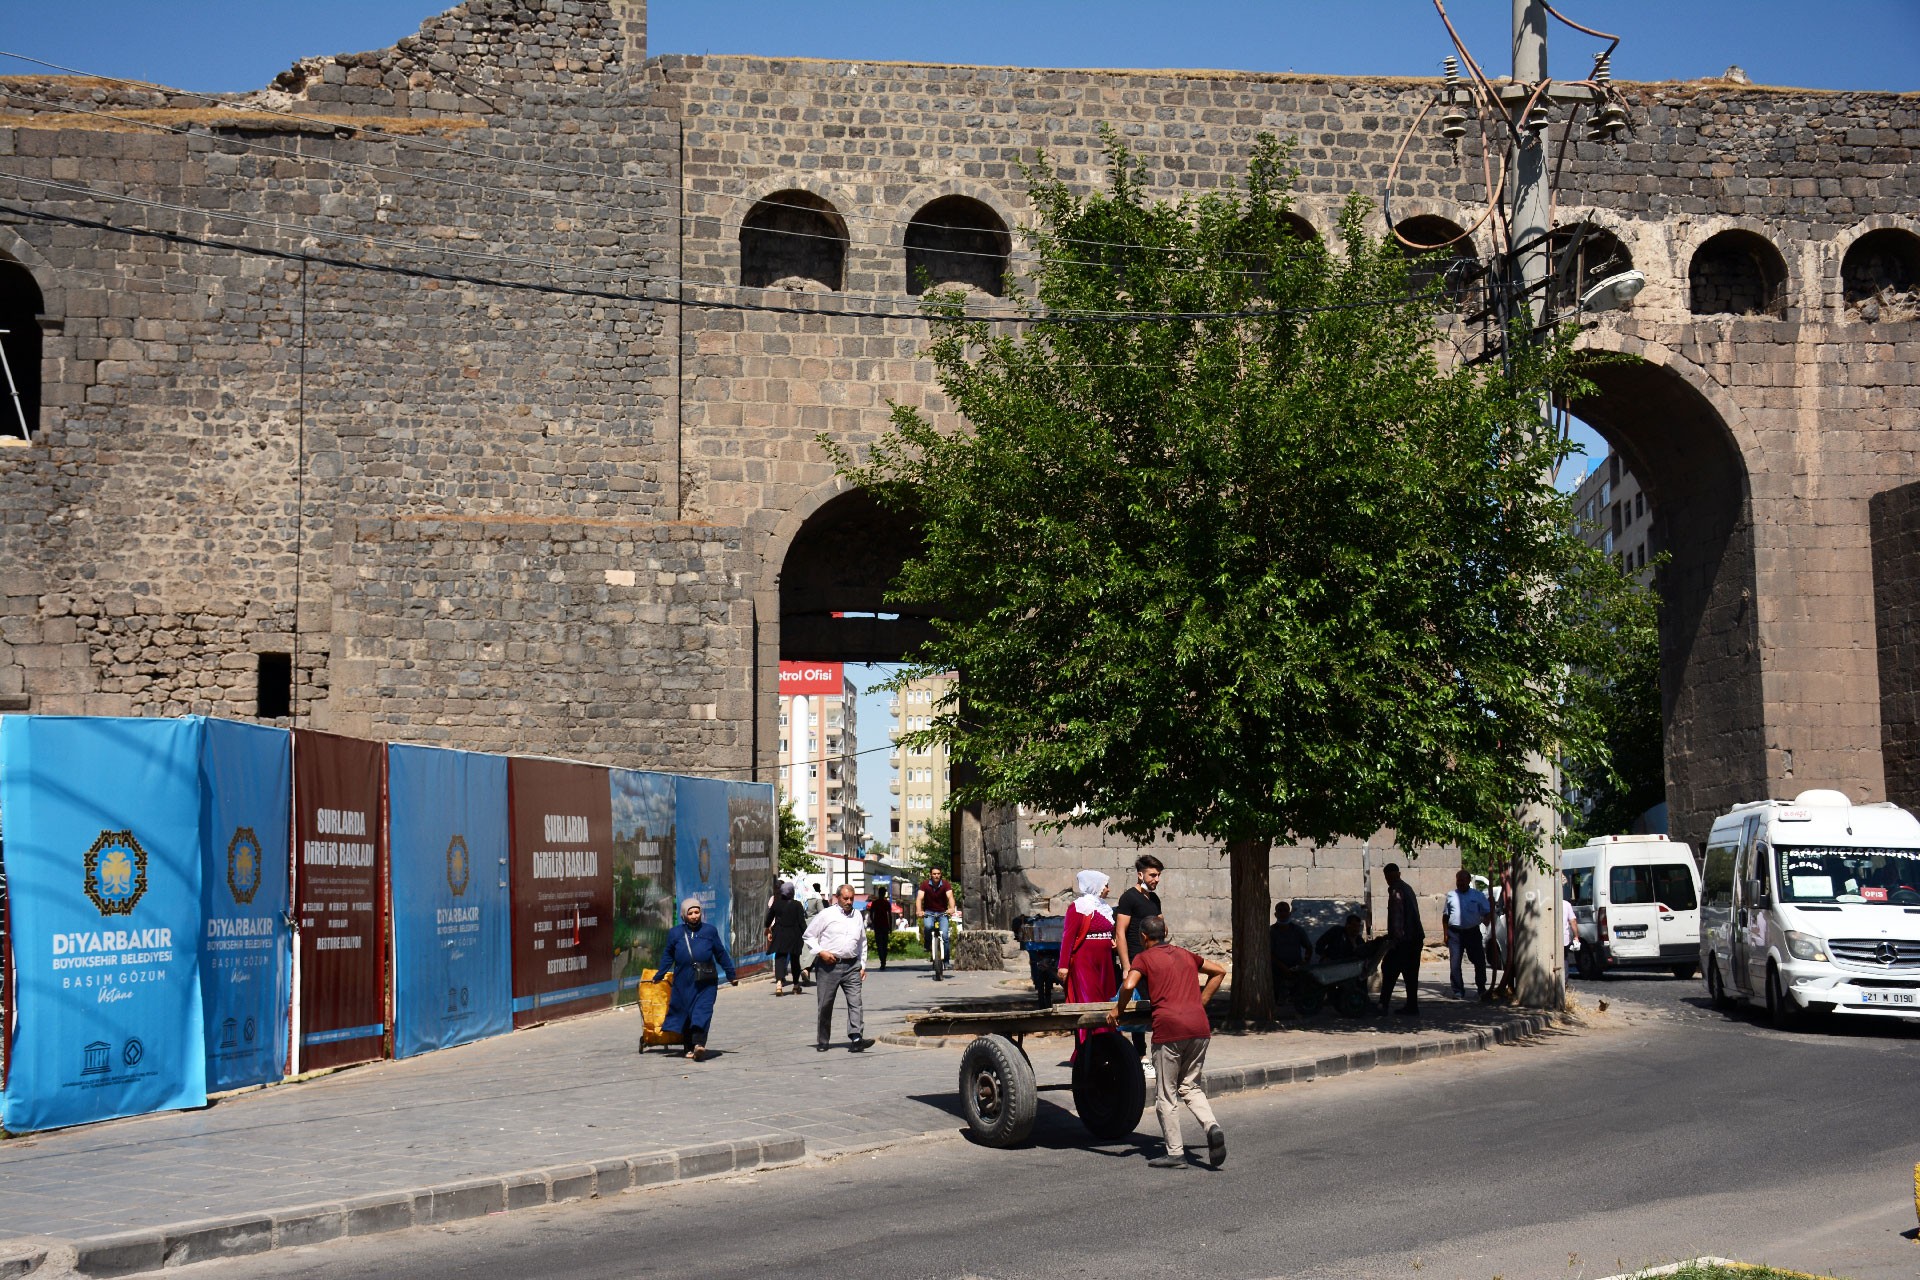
(1, 0, 1917, 925)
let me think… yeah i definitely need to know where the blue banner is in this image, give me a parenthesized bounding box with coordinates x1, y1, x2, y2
(1, 716, 207, 1133)
(199, 718, 292, 1092)
(608, 769, 677, 1000)
(673, 776, 731, 949)
(388, 745, 511, 1058)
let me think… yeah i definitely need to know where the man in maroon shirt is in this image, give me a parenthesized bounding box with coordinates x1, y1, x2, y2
(1109, 915, 1227, 1169)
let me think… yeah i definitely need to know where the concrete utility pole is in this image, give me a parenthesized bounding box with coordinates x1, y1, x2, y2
(1506, 0, 1566, 1012)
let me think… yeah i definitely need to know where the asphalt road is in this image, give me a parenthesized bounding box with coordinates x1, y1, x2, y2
(185, 974, 1920, 1280)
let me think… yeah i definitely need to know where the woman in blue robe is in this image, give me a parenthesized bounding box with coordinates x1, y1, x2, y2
(654, 897, 737, 1061)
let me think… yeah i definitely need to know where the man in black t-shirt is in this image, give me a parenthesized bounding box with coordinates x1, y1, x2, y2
(1113, 853, 1164, 1072)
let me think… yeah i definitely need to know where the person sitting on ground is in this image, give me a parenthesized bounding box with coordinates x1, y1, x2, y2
(1316, 913, 1366, 963)
(1270, 900, 1313, 993)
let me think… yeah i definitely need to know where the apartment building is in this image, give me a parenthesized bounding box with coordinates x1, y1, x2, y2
(890, 672, 956, 849)
(1572, 450, 1655, 581)
(777, 662, 861, 862)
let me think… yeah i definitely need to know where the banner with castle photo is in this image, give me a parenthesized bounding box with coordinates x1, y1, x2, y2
(672, 776, 731, 953)
(727, 781, 776, 969)
(507, 757, 614, 1027)
(389, 745, 511, 1058)
(199, 718, 292, 1092)
(0, 716, 207, 1133)
(292, 729, 389, 1072)
(607, 768, 676, 1004)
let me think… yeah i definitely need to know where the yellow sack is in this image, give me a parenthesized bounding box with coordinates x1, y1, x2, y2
(637, 968, 683, 1048)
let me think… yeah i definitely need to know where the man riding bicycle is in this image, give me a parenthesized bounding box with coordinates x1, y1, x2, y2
(916, 866, 956, 980)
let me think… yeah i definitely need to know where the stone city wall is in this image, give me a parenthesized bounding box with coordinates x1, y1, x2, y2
(0, 1, 1915, 926)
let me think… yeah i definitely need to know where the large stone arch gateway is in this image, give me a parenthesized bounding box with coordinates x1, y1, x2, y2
(0, 0, 1915, 937)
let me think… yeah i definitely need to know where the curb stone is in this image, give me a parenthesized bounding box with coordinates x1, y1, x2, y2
(23, 1135, 806, 1278)
(882, 1009, 1557, 1074)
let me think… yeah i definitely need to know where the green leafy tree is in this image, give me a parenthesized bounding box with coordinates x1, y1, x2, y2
(1562, 589, 1663, 844)
(777, 794, 815, 880)
(903, 822, 957, 901)
(835, 134, 1642, 1019)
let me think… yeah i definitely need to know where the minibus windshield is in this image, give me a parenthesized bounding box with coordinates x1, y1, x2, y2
(1776, 846, 1920, 905)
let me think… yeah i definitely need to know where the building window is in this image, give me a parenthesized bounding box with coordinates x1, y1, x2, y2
(1551, 223, 1634, 314)
(0, 259, 43, 441)
(1842, 228, 1920, 318)
(741, 191, 848, 291)
(905, 196, 1011, 297)
(255, 652, 293, 719)
(1688, 229, 1788, 317)
(1391, 215, 1478, 306)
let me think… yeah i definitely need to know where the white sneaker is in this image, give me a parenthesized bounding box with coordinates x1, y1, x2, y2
(1141, 1059, 1156, 1079)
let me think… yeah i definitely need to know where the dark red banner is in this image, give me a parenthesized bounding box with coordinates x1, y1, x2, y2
(508, 757, 614, 1027)
(293, 729, 389, 1071)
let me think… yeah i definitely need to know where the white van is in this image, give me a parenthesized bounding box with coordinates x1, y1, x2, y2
(1562, 834, 1702, 980)
(1701, 789, 1920, 1026)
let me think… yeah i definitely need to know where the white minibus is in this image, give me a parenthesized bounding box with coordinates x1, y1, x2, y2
(1700, 789, 1920, 1026)
(1562, 834, 1702, 980)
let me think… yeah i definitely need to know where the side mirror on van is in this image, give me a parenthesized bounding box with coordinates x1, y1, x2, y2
(1746, 878, 1768, 907)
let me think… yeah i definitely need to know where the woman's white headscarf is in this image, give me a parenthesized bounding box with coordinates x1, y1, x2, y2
(1073, 870, 1113, 921)
(681, 897, 703, 919)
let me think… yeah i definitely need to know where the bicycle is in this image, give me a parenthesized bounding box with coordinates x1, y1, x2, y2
(922, 910, 952, 981)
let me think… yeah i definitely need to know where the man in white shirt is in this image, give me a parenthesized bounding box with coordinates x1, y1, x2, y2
(1444, 868, 1494, 1001)
(804, 884, 875, 1052)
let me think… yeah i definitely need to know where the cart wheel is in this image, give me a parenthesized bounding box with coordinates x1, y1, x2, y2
(1334, 982, 1370, 1018)
(1292, 982, 1328, 1017)
(958, 1034, 1037, 1147)
(1072, 1030, 1146, 1140)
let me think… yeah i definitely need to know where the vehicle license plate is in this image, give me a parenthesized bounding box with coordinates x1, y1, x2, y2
(1859, 991, 1916, 1005)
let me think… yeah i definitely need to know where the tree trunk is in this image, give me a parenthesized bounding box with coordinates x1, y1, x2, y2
(1227, 835, 1275, 1021)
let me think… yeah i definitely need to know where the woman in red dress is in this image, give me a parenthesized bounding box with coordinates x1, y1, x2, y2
(1057, 869, 1119, 1056)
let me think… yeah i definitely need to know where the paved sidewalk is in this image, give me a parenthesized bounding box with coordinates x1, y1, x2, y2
(0, 956, 1559, 1273)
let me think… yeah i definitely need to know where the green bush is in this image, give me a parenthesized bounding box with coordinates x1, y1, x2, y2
(870, 929, 931, 961)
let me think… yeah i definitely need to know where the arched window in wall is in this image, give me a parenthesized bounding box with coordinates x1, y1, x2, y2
(740, 191, 848, 291)
(1549, 223, 1633, 313)
(1278, 212, 1319, 244)
(1842, 228, 1920, 321)
(904, 196, 1011, 296)
(1688, 230, 1788, 316)
(0, 259, 42, 441)
(1392, 215, 1478, 304)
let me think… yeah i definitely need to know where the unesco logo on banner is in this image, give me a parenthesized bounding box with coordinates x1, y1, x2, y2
(83, 830, 149, 916)
(446, 835, 471, 897)
(227, 826, 263, 905)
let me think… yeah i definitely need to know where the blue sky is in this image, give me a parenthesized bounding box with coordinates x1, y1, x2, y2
(5, 2, 1916, 93)
(9, 1, 1906, 832)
